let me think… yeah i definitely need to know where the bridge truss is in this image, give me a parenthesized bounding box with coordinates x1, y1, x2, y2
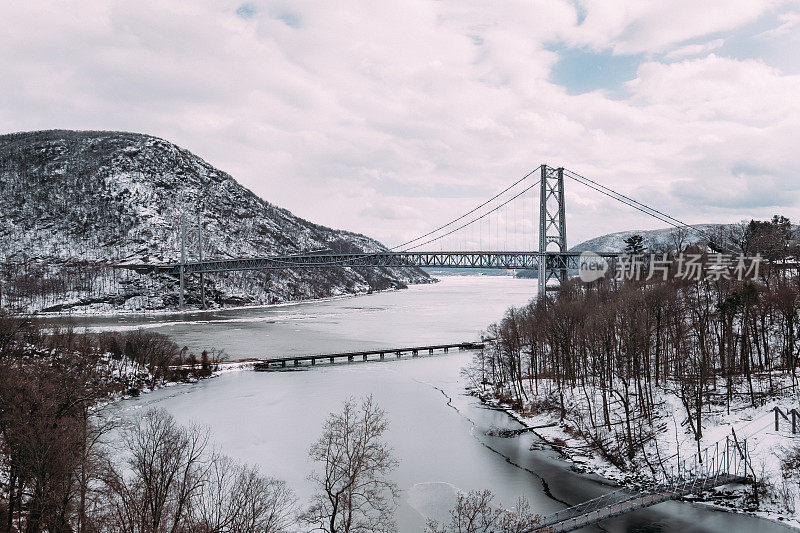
(130, 250, 620, 276)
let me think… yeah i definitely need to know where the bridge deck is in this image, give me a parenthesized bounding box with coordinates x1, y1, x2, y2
(533, 474, 746, 533)
(122, 251, 622, 275)
(254, 341, 484, 369)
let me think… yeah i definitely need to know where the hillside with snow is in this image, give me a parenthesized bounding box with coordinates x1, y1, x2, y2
(515, 225, 730, 278)
(569, 225, 728, 254)
(0, 130, 428, 313)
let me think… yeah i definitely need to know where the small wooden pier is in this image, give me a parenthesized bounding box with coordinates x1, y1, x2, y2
(254, 341, 484, 370)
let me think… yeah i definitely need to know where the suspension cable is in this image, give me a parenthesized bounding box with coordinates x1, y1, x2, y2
(201, 178, 541, 268)
(564, 174, 686, 230)
(403, 179, 541, 251)
(391, 166, 541, 250)
(563, 169, 729, 250)
(564, 169, 697, 232)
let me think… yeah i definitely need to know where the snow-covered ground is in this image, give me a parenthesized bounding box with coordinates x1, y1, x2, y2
(474, 376, 800, 529)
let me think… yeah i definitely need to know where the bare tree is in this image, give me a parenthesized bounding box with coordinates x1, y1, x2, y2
(302, 395, 399, 533)
(780, 441, 800, 512)
(191, 453, 296, 532)
(101, 409, 208, 533)
(710, 222, 748, 254)
(425, 490, 540, 533)
(669, 227, 690, 254)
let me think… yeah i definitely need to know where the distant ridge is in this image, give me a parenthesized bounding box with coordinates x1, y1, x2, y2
(569, 224, 727, 254)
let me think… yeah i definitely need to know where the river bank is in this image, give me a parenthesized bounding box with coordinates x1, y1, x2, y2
(28, 281, 432, 319)
(470, 382, 800, 530)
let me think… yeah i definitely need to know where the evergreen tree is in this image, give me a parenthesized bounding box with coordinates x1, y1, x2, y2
(623, 234, 646, 254)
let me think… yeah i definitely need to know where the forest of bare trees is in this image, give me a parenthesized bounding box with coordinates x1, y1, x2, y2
(424, 490, 539, 533)
(0, 319, 411, 532)
(0, 317, 273, 532)
(474, 217, 800, 473)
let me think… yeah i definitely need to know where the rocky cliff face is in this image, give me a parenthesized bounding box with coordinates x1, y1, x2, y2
(0, 130, 428, 313)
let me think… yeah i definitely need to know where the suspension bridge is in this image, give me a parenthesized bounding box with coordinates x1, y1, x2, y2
(125, 164, 716, 309)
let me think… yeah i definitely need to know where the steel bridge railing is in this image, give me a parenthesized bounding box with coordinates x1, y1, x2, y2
(530, 434, 750, 532)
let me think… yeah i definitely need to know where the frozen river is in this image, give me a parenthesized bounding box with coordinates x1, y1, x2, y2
(69, 276, 788, 532)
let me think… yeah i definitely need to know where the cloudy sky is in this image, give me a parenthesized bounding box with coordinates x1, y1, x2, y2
(2, 1, 800, 247)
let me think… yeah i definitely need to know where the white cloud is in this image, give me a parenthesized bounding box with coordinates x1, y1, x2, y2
(757, 10, 800, 39)
(562, 0, 780, 54)
(664, 39, 725, 60)
(1, 0, 799, 247)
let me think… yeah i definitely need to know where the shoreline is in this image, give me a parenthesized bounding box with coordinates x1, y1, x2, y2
(26, 279, 439, 320)
(109, 359, 256, 404)
(25, 273, 533, 321)
(471, 389, 800, 531)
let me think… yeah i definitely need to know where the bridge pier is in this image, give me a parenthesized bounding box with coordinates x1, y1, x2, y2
(444, 347, 449, 353)
(412, 349, 418, 357)
(281, 361, 286, 368)
(379, 352, 384, 360)
(179, 214, 186, 312)
(294, 359, 300, 366)
(330, 356, 335, 363)
(396, 351, 401, 358)
(429, 348, 433, 354)
(363, 354, 367, 361)
(311, 358, 315, 366)
(348, 355, 353, 362)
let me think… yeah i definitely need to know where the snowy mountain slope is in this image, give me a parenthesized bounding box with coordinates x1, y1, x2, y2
(569, 224, 728, 254)
(0, 130, 428, 313)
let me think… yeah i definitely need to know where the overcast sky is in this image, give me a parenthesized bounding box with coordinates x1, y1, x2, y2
(2, 1, 799, 246)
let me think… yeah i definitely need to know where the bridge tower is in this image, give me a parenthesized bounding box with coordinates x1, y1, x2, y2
(538, 165, 567, 296)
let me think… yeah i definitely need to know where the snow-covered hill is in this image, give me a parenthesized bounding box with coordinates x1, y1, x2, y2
(0, 130, 428, 313)
(570, 224, 728, 254)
